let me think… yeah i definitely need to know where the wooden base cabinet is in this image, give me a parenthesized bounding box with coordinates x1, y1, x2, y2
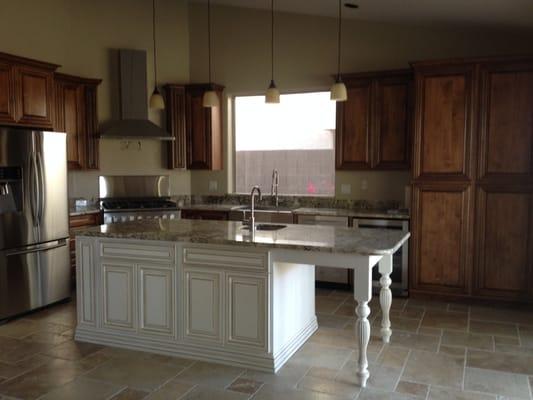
(411, 56, 533, 303)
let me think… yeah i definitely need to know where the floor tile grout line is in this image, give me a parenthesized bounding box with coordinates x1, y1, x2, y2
(392, 348, 411, 393)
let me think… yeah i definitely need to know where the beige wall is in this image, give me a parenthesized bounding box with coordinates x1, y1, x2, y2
(0, 0, 191, 200)
(188, 4, 533, 202)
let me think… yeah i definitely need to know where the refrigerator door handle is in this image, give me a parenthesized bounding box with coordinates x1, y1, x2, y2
(5, 239, 68, 257)
(36, 151, 45, 224)
(29, 152, 39, 226)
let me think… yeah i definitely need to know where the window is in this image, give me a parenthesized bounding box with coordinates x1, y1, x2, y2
(234, 92, 336, 196)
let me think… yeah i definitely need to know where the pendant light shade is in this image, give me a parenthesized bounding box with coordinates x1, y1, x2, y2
(149, 0, 164, 109)
(203, 0, 219, 108)
(331, 0, 347, 102)
(203, 89, 219, 107)
(265, 80, 280, 104)
(265, 0, 280, 104)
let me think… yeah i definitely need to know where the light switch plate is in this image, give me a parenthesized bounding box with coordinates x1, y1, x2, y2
(341, 184, 351, 194)
(208, 180, 218, 192)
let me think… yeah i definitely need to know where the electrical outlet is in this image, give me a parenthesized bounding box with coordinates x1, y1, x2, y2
(341, 184, 351, 195)
(361, 179, 368, 191)
(208, 180, 218, 192)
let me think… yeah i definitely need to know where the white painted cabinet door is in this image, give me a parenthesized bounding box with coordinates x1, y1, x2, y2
(183, 268, 223, 343)
(226, 273, 267, 350)
(102, 262, 136, 331)
(139, 264, 174, 337)
(76, 238, 95, 326)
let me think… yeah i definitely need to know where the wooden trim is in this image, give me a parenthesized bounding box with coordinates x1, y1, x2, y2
(0, 51, 59, 70)
(410, 55, 533, 69)
(54, 72, 102, 86)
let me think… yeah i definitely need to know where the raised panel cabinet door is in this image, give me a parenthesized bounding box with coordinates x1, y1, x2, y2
(0, 61, 16, 124)
(165, 85, 186, 169)
(76, 238, 95, 326)
(413, 66, 474, 180)
(56, 81, 85, 169)
(187, 91, 210, 169)
(478, 63, 533, 182)
(84, 84, 100, 170)
(15, 66, 54, 128)
(373, 76, 412, 169)
(183, 268, 223, 343)
(336, 80, 372, 169)
(474, 187, 532, 298)
(139, 264, 174, 336)
(411, 184, 471, 293)
(102, 262, 136, 330)
(226, 273, 267, 349)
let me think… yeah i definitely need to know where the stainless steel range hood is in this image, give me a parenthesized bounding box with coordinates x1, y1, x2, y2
(101, 49, 173, 141)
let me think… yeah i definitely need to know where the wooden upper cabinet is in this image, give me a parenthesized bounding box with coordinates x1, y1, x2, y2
(373, 74, 412, 169)
(165, 84, 186, 169)
(336, 79, 372, 169)
(411, 183, 471, 294)
(0, 61, 16, 124)
(54, 73, 101, 170)
(185, 84, 224, 170)
(0, 52, 58, 129)
(412, 64, 475, 180)
(478, 61, 533, 182)
(474, 187, 532, 299)
(336, 70, 412, 170)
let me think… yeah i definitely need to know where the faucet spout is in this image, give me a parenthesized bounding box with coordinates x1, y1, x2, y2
(271, 169, 279, 208)
(247, 185, 262, 230)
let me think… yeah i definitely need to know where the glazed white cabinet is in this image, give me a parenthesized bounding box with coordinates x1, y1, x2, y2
(226, 273, 267, 350)
(102, 262, 136, 331)
(139, 264, 174, 336)
(183, 268, 223, 343)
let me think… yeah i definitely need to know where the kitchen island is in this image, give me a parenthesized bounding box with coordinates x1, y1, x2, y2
(74, 219, 409, 387)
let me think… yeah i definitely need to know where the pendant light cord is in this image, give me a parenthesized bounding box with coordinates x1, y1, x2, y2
(152, 0, 158, 86)
(271, 0, 274, 82)
(207, 0, 212, 84)
(336, 0, 342, 81)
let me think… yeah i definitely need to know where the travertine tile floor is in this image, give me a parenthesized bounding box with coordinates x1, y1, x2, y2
(0, 288, 533, 399)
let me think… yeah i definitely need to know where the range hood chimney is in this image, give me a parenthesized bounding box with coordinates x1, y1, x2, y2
(101, 49, 173, 141)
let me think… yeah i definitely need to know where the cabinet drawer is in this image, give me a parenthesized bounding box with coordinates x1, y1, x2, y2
(69, 213, 101, 228)
(100, 241, 174, 261)
(183, 247, 267, 271)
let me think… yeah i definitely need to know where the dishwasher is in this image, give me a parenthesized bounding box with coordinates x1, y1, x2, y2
(297, 215, 351, 288)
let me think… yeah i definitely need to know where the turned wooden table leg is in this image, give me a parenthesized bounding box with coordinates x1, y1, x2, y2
(379, 254, 393, 343)
(354, 262, 372, 388)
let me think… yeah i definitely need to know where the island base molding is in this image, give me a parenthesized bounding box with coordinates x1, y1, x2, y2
(75, 316, 318, 372)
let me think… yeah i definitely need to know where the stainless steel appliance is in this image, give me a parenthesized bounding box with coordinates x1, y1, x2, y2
(100, 175, 179, 223)
(0, 128, 70, 320)
(353, 217, 409, 296)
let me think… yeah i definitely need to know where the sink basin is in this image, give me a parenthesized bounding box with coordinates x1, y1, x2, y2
(235, 205, 294, 213)
(242, 224, 287, 231)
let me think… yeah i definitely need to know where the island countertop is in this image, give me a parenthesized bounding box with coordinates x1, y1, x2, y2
(76, 219, 409, 256)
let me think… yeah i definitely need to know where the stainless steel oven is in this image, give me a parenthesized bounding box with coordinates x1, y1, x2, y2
(353, 218, 409, 296)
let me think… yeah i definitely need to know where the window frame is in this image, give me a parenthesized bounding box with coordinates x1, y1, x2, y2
(231, 90, 336, 197)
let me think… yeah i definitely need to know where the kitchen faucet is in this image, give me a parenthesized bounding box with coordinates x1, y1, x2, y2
(271, 169, 279, 208)
(245, 185, 262, 230)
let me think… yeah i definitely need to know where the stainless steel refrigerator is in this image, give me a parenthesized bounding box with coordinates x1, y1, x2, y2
(0, 128, 70, 320)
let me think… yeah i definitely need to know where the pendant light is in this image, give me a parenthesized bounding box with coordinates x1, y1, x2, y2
(265, 0, 280, 103)
(330, 0, 347, 101)
(203, 0, 219, 108)
(149, 0, 164, 109)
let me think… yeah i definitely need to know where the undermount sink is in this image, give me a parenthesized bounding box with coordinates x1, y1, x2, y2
(242, 224, 287, 231)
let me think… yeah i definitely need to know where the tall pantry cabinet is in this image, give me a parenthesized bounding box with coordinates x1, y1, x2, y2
(410, 57, 533, 302)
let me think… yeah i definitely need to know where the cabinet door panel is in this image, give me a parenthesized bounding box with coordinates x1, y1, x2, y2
(226, 274, 267, 349)
(183, 268, 222, 343)
(479, 66, 533, 181)
(336, 81, 372, 169)
(16, 66, 54, 128)
(475, 188, 532, 297)
(414, 68, 474, 179)
(102, 263, 136, 330)
(374, 77, 411, 169)
(63, 84, 84, 169)
(0, 62, 16, 124)
(412, 185, 471, 292)
(139, 265, 174, 336)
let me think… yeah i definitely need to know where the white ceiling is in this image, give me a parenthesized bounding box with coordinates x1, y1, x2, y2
(191, 0, 533, 30)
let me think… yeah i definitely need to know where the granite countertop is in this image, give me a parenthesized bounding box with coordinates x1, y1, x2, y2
(180, 204, 242, 212)
(69, 207, 102, 217)
(292, 207, 410, 220)
(76, 219, 410, 256)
